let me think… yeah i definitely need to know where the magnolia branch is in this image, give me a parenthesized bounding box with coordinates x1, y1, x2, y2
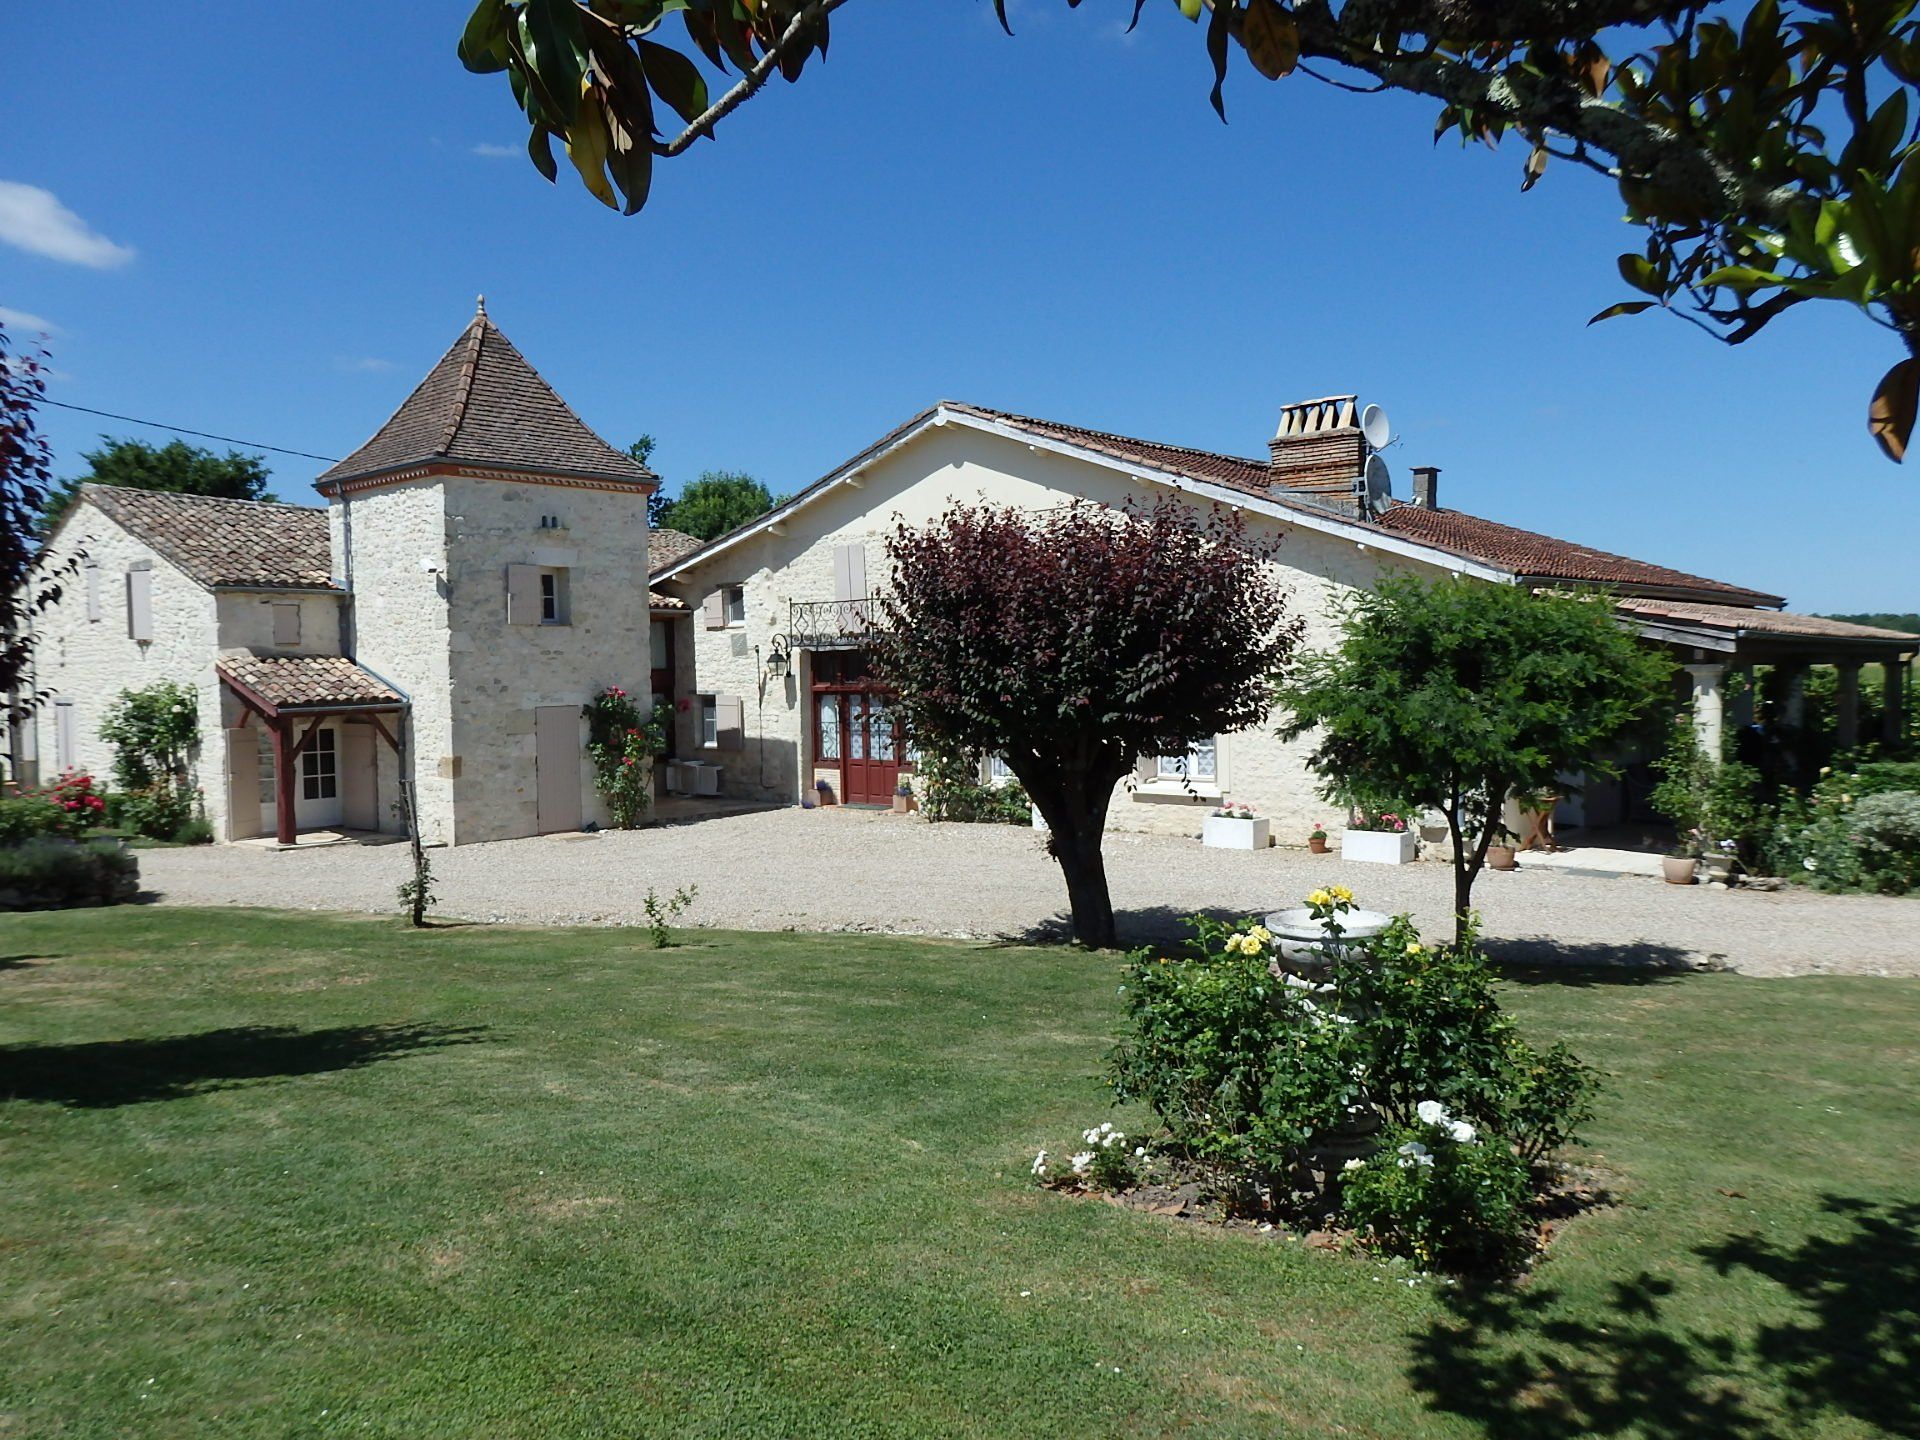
(652, 0, 854, 157)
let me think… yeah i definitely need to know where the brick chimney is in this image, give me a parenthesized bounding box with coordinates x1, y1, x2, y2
(1268, 395, 1366, 500)
(1411, 465, 1440, 509)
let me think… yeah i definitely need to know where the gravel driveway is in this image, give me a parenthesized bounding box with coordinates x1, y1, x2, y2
(135, 808, 1920, 977)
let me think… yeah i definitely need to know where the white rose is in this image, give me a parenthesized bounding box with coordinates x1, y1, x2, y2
(1415, 1100, 1448, 1126)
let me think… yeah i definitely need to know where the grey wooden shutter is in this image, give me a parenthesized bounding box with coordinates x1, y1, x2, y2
(84, 562, 101, 622)
(126, 567, 153, 642)
(54, 700, 76, 771)
(506, 564, 540, 626)
(703, 590, 727, 630)
(847, 542, 867, 600)
(273, 603, 301, 646)
(716, 695, 744, 751)
(832, 545, 852, 602)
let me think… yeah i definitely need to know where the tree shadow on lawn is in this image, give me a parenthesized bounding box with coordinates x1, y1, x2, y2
(1412, 1195, 1920, 1439)
(0, 1022, 488, 1108)
(0, 954, 57, 972)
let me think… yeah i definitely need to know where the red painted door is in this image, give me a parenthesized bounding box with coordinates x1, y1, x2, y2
(841, 692, 902, 805)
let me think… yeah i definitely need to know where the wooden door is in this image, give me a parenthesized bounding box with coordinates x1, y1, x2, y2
(535, 705, 583, 834)
(842, 692, 902, 804)
(340, 724, 378, 831)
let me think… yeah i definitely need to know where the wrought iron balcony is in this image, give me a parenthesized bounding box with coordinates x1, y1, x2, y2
(788, 597, 883, 650)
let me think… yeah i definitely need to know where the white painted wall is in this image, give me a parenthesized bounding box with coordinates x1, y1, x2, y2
(24, 504, 223, 825)
(667, 422, 1454, 838)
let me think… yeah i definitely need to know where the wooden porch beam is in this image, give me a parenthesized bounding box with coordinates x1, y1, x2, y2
(272, 716, 296, 847)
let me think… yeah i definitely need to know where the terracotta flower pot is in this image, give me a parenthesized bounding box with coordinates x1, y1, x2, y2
(1308, 837, 1329, 854)
(1486, 844, 1517, 872)
(1662, 855, 1698, 886)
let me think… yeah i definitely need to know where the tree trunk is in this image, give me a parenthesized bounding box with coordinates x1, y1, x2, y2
(1021, 755, 1121, 950)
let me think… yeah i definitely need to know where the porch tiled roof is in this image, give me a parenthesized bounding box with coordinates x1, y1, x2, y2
(648, 591, 687, 610)
(1616, 598, 1920, 644)
(83, 485, 334, 590)
(316, 304, 654, 491)
(1373, 505, 1784, 606)
(649, 527, 702, 567)
(219, 655, 405, 711)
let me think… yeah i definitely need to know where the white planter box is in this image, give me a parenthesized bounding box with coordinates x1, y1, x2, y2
(1203, 815, 1270, 850)
(1341, 828, 1416, 865)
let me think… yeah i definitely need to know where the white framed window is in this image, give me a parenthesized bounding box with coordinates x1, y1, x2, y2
(988, 754, 1016, 784)
(699, 695, 719, 748)
(258, 733, 276, 804)
(724, 585, 746, 626)
(539, 567, 570, 625)
(1155, 738, 1217, 783)
(301, 728, 337, 801)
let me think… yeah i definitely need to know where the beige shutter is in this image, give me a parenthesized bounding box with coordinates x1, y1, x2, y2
(506, 564, 540, 626)
(716, 695, 744, 751)
(126, 567, 153, 642)
(272, 603, 301, 646)
(84, 562, 101, 622)
(703, 590, 727, 630)
(832, 545, 852, 602)
(1133, 753, 1158, 784)
(848, 543, 867, 600)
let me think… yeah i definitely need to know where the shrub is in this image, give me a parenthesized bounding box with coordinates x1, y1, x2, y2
(1105, 896, 1598, 1263)
(1852, 790, 1920, 892)
(99, 682, 198, 791)
(1769, 772, 1920, 894)
(1339, 1110, 1534, 1271)
(917, 744, 1030, 825)
(44, 771, 107, 833)
(582, 687, 667, 830)
(117, 783, 204, 842)
(1030, 1122, 1144, 1192)
(0, 793, 69, 844)
(0, 838, 139, 910)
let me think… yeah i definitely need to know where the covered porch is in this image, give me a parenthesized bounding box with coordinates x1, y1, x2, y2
(217, 656, 410, 847)
(1620, 599, 1918, 764)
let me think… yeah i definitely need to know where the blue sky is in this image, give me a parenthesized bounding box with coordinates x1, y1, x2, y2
(1, 2, 1900, 611)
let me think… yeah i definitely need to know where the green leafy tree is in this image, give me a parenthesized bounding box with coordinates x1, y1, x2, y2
(462, 0, 1920, 459)
(42, 437, 274, 533)
(653, 469, 784, 542)
(1276, 578, 1672, 948)
(878, 498, 1301, 949)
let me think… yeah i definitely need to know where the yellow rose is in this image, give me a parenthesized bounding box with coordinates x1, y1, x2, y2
(1307, 889, 1330, 908)
(1405, 941, 1422, 956)
(1331, 885, 1354, 904)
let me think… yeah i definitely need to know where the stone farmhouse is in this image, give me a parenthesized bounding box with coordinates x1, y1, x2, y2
(654, 399, 1918, 835)
(12, 304, 1916, 847)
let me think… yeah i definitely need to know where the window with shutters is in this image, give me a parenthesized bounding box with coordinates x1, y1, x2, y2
(272, 603, 301, 647)
(301, 728, 337, 801)
(988, 754, 1016, 785)
(723, 585, 745, 626)
(699, 696, 718, 748)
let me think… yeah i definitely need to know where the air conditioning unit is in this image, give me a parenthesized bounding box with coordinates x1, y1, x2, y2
(662, 761, 687, 795)
(689, 763, 721, 797)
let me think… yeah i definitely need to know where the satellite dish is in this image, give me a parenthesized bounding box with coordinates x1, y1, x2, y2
(1360, 403, 1391, 451)
(1363, 454, 1392, 510)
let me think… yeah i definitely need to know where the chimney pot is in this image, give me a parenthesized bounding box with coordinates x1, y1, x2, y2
(1411, 466, 1440, 510)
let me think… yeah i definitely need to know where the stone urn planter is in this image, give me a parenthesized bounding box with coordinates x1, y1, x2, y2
(1662, 855, 1698, 885)
(1340, 828, 1416, 866)
(1262, 907, 1394, 979)
(1203, 814, 1270, 850)
(1700, 854, 1738, 887)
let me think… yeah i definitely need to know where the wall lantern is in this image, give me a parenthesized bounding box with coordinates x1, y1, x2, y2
(765, 635, 792, 680)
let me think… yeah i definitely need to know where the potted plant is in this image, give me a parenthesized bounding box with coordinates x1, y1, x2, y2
(892, 781, 916, 815)
(1340, 807, 1416, 866)
(1699, 835, 1741, 886)
(1307, 821, 1329, 855)
(1661, 842, 1699, 885)
(815, 777, 835, 807)
(1484, 821, 1519, 872)
(1203, 801, 1269, 851)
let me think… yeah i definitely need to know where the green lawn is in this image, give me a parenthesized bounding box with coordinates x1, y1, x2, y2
(1, 910, 1915, 1439)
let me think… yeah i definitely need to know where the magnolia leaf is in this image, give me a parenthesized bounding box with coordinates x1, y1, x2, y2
(1205, 0, 1231, 121)
(528, 125, 560, 183)
(1617, 253, 1665, 296)
(458, 0, 513, 73)
(1587, 300, 1656, 325)
(1521, 144, 1548, 193)
(639, 38, 710, 125)
(1869, 357, 1920, 462)
(564, 96, 620, 209)
(1241, 0, 1298, 81)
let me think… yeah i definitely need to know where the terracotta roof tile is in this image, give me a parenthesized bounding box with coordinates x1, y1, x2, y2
(1616, 598, 1920, 643)
(83, 485, 334, 590)
(1373, 504, 1783, 606)
(316, 305, 653, 491)
(219, 655, 404, 711)
(648, 527, 703, 567)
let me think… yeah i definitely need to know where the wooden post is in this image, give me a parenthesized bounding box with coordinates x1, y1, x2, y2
(272, 716, 297, 846)
(1886, 656, 1909, 747)
(1835, 662, 1862, 752)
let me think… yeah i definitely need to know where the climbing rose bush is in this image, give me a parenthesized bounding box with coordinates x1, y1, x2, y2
(582, 687, 667, 830)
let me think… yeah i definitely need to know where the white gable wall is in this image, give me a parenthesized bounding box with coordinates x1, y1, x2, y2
(21, 502, 224, 828)
(666, 421, 1458, 836)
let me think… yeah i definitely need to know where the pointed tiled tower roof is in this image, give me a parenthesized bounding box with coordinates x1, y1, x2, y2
(316, 299, 655, 493)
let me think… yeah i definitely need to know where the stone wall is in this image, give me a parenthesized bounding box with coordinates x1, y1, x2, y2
(438, 475, 653, 842)
(666, 421, 1456, 839)
(331, 482, 454, 841)
(22, 504, 222, 824)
